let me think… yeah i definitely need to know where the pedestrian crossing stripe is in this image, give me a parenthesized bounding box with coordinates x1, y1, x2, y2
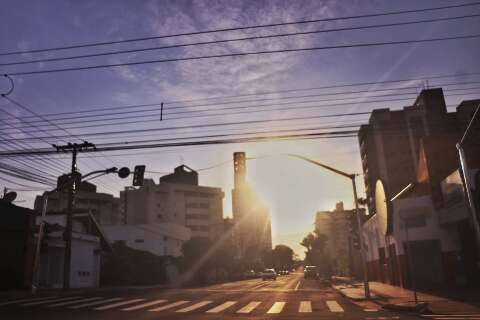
(267, 302, 286, 314)
(326, 300, 345, 312)
(176, 301, 212, 312)
(70, 298, 124, 309)
(49, 297, 103, 307)
(236, 301, 262, 314)
(22, 296, 83, 306)
(95, 298, 145, 310)
(206, 301, 237, 313)
(299, 300, 312, 312)
(0, 296, 58, 306)
(122, 299, 167, 311)
(148, 300, 189, 312)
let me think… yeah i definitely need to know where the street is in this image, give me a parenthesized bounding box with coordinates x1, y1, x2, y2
(0, 272, 420, 320)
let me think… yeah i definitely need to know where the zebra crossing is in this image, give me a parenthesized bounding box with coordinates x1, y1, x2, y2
(0, 295, 376, 315)
(422, 314, 480, 320)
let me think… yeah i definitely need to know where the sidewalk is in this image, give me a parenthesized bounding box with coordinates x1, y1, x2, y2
(332, 279, 480, 314)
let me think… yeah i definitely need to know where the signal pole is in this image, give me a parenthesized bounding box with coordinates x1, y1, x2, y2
(53, 141, 96, 289)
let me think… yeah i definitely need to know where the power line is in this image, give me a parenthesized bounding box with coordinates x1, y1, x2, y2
(2, 90, 479, 136)
(0, 111, 373, 143)
(2, 1, 479, 57)
(16, 76, 480, 120)
(5, 34, 480, 76)
(11, 86, 419, 124)
(0, 96, 121, 192)
(0, 131, 360, 157)
(3, 13, 480, 67)
(6, 86, 480, 131)
(1, 91, 420, 130)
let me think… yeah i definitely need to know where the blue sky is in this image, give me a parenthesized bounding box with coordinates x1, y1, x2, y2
(1, 0, 479, 256)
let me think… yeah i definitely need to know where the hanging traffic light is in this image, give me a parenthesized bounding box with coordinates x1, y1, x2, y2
(132, 165, 146, 186)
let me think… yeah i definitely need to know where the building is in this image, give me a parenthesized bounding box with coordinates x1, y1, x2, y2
(35, 212, 110, 288)
(103, 223, 191, 257)
(358, 88, 479, 215)
(315, 202, 365, 276)
(231, 152, 273, 260)
(359, 89, 480, 289)
(0, 200, 36, 290)
(34, 176, 122, 225)
(121, 165, 224, 240)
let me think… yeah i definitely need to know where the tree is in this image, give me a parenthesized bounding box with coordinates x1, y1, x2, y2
(300, 232, 332, 277)
(179, 237, 236, 284)
(271, 244, 294, 270)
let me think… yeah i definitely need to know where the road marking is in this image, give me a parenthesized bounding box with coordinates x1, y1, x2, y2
(326, 300, 344, 312)
(267, 302, 286, 314)
(70, 298, 123, 309)
(236, 301, 261, 314)
(294, 281, 301, 291)
(423, 316, 480, 318)
(48, 297, 103, 307)
(176, 301, 212, 312)
(22, 296, 83, 306)
(95, 298, 145, 310)
(122, 299, 167, 311)
(0, 296, 58, 306)
(206, 301, 237, 313)
(432, 318, 480, 320)
(299, 301, 312, 313)
(148, 300, 189, 312)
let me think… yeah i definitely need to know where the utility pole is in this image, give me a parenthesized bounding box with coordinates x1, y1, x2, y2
(285, 154, 370, 298)
(457, 104, 480, 259)
(53, 141, 96, 289)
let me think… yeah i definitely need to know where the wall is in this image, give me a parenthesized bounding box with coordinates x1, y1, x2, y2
(103, 223, 191, 257)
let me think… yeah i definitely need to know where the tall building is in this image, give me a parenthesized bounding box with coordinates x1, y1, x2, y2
(315, 202, 365, 276)
(358, 88, 480, 288)
(34, 176, 122, 225)
(358, 88, 479, 214)
(232, 152, 272, 260)
(121, 165, 224, 240)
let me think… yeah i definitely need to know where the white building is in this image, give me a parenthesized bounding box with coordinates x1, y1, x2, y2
(121, 165, 224, 240)
(103, 223, 191, 257)
(34, 177, 122, 225)
(35, 213, 108, 288)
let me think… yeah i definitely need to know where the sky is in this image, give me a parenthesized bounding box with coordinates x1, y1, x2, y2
(1, 0, 480, 257)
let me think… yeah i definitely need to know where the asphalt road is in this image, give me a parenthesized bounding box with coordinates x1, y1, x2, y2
(0, 272, 422, 320)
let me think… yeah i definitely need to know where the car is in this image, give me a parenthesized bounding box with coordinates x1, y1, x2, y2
(262, 268, 277, 280)
(304, 265, 319, 279)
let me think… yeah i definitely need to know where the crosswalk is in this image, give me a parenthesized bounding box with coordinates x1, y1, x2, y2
(0, 295, 379, 315)
(422, 314, 480, 320)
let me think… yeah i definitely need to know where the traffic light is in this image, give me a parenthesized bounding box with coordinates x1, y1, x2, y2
(132, 165, 146, 186)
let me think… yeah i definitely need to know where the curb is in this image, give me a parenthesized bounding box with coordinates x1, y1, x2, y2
(379, 302, 430, 313)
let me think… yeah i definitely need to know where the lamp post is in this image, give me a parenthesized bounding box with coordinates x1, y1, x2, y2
(285, 154, 370, 299)
(456, 104, 480, 256)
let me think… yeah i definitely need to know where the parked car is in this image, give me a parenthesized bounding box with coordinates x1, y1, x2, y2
(304, 265, 318, 279)
(262, 268, 277, 280)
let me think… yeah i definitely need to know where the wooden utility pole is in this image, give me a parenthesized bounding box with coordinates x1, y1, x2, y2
(53, 141, 96, 289)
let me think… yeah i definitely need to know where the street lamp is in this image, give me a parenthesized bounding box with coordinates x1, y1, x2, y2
(284, 154, 371, 299)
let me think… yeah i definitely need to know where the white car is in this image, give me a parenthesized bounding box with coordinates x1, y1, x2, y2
(262, 269, 277, 280)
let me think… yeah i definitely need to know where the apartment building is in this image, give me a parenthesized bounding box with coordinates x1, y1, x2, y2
(121, 165, 224, 240)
